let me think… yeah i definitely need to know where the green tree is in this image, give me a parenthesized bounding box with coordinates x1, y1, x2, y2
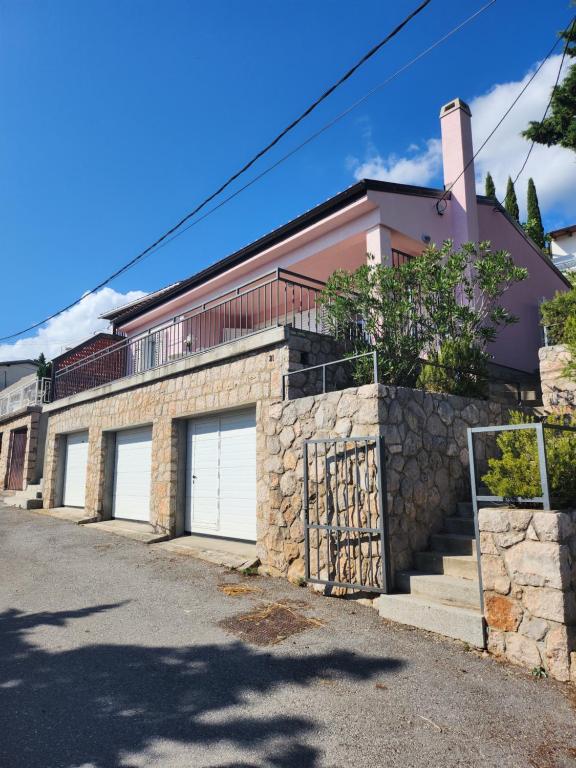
(319, 241, 527, 394)
(504, 177, 520, 222)
(36, 353, 52, 380)
(523, 17, 576, 153)
(524, 178, 545, 249)
(484, 172, 496, 198)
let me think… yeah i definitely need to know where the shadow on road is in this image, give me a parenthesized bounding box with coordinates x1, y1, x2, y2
(0, 603, 403, 768)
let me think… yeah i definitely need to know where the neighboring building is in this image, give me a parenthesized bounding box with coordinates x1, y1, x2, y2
(550, 224, 576, 273)
(39, 98, 570, 575)
(0, 372, 50, 492)
(0, 359, 38, 391)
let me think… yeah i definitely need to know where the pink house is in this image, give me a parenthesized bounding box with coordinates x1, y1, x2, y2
(38, 98, 571, 627)
(61, 96, 564, 389)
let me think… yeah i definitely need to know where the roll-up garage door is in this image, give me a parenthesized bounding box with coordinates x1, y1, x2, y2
(62, 432, 89, 507)
(112, 427, 152, 521)
(186, 409, 256, 541)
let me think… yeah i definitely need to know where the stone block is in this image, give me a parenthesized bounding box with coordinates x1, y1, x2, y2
(545, 626, 571, 682)
(504, 540, 571, 590)
(504, 633, 542, 670)
(518, 614, 548, 642)
(478, 509, 509, 533)
(521, 586, 571, 624)
(485, 593, 523, 631)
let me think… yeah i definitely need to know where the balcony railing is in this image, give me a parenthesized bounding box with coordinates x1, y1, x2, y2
(53, 268, 328, 400)
(0, 377, 51, 419)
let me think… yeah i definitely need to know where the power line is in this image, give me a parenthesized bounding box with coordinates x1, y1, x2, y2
(132, 1, 498, 267)
(436, 16, 574, 213)
(512, 16, 575, 186)
(0, 0, 433, 343)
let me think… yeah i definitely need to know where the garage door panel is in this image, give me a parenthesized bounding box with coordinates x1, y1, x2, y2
(62, 432, 89, 508)
(185, 409, 256, 540)
(112, 427, 152, 521)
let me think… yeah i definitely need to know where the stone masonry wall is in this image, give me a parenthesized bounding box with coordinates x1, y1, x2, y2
(259, 384, 506, 582)
(539, 344, 575, 412)
(479, 507, 576, 682)
(0, 409, 41, 491)
(42, 329, 340, 537)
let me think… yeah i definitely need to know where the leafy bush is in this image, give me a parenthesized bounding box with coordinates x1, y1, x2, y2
(540, 288, 576, 344)
(319, 241, 527, 391)
(416, 340, 488, 398)
(563, 315, 576, 381)
(482, 411, 576, 507)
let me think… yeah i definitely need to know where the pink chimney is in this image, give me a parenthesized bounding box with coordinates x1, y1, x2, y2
(439, 98, 479, 246)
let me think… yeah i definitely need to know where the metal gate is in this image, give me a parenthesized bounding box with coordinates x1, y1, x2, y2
(303, 436, 390, 593)
(6, 429, 27, 491)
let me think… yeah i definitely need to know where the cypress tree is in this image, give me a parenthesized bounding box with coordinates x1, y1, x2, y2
(484, 172, 496, 198)
(504, 177, 519, 222)
(525, 178, 545, 249)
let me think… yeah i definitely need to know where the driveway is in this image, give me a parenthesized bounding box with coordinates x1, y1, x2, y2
(0, 505, 574, 768)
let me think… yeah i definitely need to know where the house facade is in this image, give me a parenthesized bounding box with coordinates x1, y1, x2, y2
(550, 223, 576, 273)
(0, 372, 50, 493)
(40, 98, 569, 568)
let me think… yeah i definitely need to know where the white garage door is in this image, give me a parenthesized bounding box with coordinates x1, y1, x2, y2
(62, 432, 89, 507)
(186, 409, 256, 541)
(112, 427, 152, 522)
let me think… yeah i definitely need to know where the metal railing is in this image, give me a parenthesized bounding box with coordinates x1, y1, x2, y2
(0, 377, 51, 419)
(467, 421, 576, 512)
(282, 350, 378, 400)
(53, 268, 327, 400)
(391, 248, 415, 267)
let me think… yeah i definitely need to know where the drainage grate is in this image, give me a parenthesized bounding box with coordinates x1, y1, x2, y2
(218, 602, 323, 646)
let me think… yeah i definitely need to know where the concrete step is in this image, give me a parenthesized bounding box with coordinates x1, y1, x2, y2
(395, 571, 480, 610)
(376, 593, 485, 647)
(430, 533, 475, 556)
(414, 550, 478, 580)
(2, 496, 43, 510)
(457, 501, 473, 517)
(443, 516, 475, 536)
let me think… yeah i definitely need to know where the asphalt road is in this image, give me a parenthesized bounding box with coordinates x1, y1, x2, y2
(1, 504, 575, 768)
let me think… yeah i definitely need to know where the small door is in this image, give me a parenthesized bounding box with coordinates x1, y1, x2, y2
(6, 429, 27, 491)
(186, 409, 256, 540)
(62, 432, 89, 507)
(112, 427, 152, 521)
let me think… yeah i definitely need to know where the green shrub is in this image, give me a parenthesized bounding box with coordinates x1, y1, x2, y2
(540, 289, 576, 344)
(482, 411, 576, 507)
(415, 341, 488, 398)
(563, 315, 576, 381)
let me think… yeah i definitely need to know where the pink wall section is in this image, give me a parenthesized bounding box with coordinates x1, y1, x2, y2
(478, 203, 568, 372)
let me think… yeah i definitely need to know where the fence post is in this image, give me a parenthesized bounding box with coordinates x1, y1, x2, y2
(372, 350, 379, 386)
(303, 441, 310, 582)
(322, 364, 326, 394)
(376, 434, 391, 594)
(467, 428, 485, 615)
(536, 423, 551, 510)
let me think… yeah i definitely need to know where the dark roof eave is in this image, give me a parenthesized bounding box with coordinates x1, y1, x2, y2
(107, 179, 448, 327)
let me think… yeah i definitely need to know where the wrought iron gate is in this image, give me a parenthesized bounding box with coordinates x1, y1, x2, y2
(303, 436, 390, 593)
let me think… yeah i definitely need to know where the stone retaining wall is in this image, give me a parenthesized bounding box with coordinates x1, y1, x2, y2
(479, 507, 576, 682)
(259, 384, 506, 581)
(539, 344, 575, 412)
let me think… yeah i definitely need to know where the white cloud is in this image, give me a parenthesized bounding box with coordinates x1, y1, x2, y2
(348, 54, 576, 221)
(350, 139, 442, 186)
(0, 287, 146, 362)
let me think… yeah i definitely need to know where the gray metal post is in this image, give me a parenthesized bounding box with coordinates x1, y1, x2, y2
(536, 423, 551, 510)
(322, 364, 326, 394)
(466, 428, 485, 615)
(375, 434, 391, 593)
(372, 350, 379, 386)
(302, 441, 310, 582)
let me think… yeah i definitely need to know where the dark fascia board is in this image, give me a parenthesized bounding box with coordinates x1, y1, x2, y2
(51, 332, 124, 365)
(549, 223, 576, 239)
(0, 359, 39, 366)
(478, 196, 573, 289)
(106, 179, 448, 327)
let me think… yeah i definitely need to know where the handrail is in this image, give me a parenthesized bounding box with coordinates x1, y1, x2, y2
(0, 377, 51, 418)
(52, 271, 328, 400)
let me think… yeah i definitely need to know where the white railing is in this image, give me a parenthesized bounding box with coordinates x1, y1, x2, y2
(0, 377, 51, 419)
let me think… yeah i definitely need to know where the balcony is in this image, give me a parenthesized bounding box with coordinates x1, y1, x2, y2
(52, 269, 328, 401)
(0, 377, 51, 420)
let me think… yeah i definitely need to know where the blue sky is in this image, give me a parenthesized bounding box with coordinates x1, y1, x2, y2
(1, 0, 575, 358)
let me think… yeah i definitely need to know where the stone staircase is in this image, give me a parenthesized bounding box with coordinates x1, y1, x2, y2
(0, 482, 44, 510)
(376, 502, 485, 648)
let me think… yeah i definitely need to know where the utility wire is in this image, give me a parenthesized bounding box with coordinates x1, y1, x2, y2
(129, 0, 498, 268)
(0, 0, 433, 343)
(512, 16, 575, 186)
(436, 16, 574, 213)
